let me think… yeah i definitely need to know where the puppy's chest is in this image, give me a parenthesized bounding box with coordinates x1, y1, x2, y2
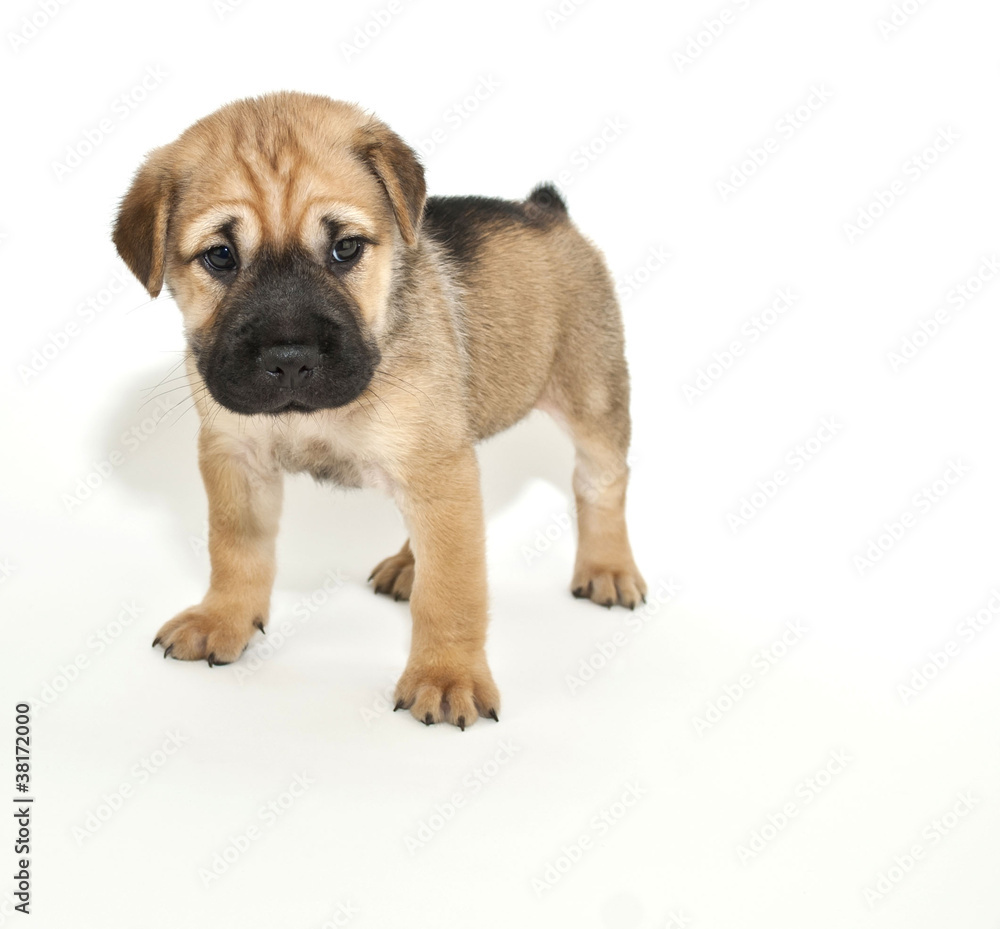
(272, 437, 365, 487)
(265, 423, 394, 492)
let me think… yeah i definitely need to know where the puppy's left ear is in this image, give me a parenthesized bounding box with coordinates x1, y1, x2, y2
(357, 122, 426, 246)
(112, 146, 173, 298)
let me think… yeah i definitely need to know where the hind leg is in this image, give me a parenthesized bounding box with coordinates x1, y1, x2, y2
(568, 422, 646, 608)
(539, 376, 646, 610)
(370, 539, 415, 601)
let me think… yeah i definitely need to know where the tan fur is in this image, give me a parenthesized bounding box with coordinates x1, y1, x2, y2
(114, 92, 645, 728)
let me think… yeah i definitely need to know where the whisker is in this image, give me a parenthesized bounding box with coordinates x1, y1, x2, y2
(374, 368, 428, 402)
(137, 382, 204, 411)
(125, 297, 160, 316)
(140, 372, 193, 392)
(366, 386, 396, 427)
(352, 396, 374, 424)
(139, 358, 188, 395)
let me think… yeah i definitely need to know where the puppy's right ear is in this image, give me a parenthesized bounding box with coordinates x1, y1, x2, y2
(112, 146, 173, 298)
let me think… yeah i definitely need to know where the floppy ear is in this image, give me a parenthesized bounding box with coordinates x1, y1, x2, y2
(112, 146, 173, 298)
(357, 122, 426, 246)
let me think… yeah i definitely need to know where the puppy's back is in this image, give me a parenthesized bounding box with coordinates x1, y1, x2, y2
(419, 185, 622, 439)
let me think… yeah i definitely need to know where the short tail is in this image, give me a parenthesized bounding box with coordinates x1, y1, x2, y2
(527, 182, 568, 215)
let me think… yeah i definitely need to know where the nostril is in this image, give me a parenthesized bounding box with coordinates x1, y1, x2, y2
(260, 345, 320, 389)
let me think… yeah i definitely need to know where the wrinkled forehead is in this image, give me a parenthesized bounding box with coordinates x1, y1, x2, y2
(169, 130, 393, 259)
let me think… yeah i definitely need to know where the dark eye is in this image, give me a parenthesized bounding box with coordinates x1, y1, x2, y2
(203, 245, 237, 272)
(331, 237, 363, 264)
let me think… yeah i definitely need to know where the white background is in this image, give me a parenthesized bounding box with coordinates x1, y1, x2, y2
(2, 0, 999, 926)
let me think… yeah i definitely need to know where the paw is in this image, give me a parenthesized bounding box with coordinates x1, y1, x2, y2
(369, 542, 414, 601)
(393, 653, 500, 729)
(153, 604, 265, 666)
(571, 562, 647, 610)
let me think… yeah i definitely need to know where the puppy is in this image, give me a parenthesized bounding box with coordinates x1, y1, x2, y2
(113, 92, 645, 728)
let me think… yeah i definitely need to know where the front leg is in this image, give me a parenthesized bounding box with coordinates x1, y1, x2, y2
(393, 447, 500, 728)
(154, 431, 282, 666)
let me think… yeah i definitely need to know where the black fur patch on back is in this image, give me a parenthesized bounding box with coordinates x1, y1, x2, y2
(422, 186, 567, 264)
(527, 183, 567, 214)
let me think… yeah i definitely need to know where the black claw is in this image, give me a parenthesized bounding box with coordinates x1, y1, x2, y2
(207, 653, 216, 667)
(423, 712, 434, 726)
(393, 592, 402, 602)
(367, 571, 375, 582)
(253, 618, 265, 635)
(163, 645, 174, 660)
(572, 587, 586, 599)
(641, 594, 647, 604)
(152, 636, 161, 648)
(628, 602, 636, 611)
(394, 699, 405, 712)
(603, 600, 614, 609)
(488, 708, 499, 722)
(457, 716, 466, 731)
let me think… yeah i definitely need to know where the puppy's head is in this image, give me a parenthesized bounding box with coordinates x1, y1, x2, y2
(113, 92, 425, 415)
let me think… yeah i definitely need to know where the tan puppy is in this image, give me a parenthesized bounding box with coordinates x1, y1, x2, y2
(113, 92, 645, 728)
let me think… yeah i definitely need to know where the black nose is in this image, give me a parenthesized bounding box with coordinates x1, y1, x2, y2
(260, 344, 320, 389)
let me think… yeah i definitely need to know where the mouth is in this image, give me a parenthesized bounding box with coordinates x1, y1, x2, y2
(271, 399, 322, 415)
(200, 372, 374, 417)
